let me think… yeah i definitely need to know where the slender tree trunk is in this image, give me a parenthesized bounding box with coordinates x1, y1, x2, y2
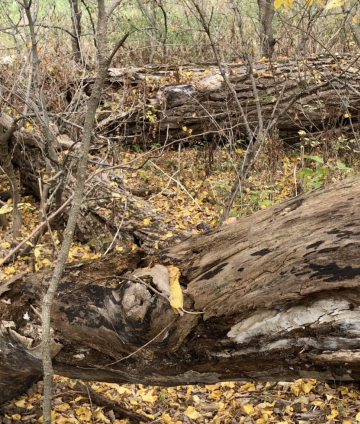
(68, 0, 83, 63)
(342, 1, 360, 48)
(257, 0, 275, 58)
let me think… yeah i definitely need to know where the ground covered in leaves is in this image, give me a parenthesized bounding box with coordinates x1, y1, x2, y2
(0, 141, 359, 423)
(3, 377, 360, 424)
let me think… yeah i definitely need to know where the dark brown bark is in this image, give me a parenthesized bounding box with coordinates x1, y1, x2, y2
(1, 176, 360, 404)
(84, 55, 360, 147)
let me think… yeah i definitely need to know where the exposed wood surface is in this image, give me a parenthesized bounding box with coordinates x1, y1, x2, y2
(1, 177, 360, 404)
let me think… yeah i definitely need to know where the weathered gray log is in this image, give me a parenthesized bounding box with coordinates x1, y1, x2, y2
(82, 55, 360, 146)
(1, 176, 360, 405)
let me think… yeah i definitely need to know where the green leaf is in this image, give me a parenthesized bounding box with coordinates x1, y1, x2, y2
(298, 168, 315, 178)
(259, 199, 273, 206)
(337, 161, 352, 171)
(303, 155, 324, 164)
(316, 166, 329, 177)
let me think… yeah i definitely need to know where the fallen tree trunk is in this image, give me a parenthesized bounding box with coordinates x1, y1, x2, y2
(82, 55, 360, 146)
(1, 176, 360, 404)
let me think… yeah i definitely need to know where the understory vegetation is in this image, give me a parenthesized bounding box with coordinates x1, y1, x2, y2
(1, 0, 360, 422)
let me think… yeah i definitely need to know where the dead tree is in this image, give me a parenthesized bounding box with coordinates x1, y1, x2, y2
(1, 176, 360, 404)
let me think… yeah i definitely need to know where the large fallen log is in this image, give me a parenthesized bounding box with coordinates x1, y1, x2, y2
(82, 55, 360, 146)
(1, 176, 360, 404)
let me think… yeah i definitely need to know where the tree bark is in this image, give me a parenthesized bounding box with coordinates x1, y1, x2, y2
(257, 0, 275, 58)
(83, 55, 360, 146)
(1, 176, 360, 404)
(68, 0, 83, 63)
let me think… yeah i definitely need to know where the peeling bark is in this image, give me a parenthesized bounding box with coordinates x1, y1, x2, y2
(1, 177, 360, 404)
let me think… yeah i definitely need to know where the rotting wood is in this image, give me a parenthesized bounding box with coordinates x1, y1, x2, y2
(1, 176, 360, 404)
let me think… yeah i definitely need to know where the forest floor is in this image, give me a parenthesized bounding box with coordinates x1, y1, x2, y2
(1, 140, 360, 424)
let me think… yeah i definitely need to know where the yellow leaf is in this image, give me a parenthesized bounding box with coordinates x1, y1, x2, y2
(112, 192, 121, 198)
(301, 381, 315, 393)
(327, 409, 339, 419)
(274, 0, 284, 8)
(38, 411, 56, 422)
(209, 389, 222, 399)
(94, 410, 110, 422)
(15, 399, 26, 407)
(55, 402, 71, 411)
(138, 389, 158, 402)
(131, 244, 138, 251)
(284, 405, 293, 415)
(168, 265, 183, 309)
(316, 0, 324, 4)
(143, 217, 152, 225)
(326, 394, 333, 400)
(353, 16, 358, 23)
(182, 126, 187, 132)
(184, 406, 202, 420)
(291, 380, 301, 396)
(75, 406, 92, 421)
(115, 246, 124, 251)
(240, 381, 256, 391)
(344, 113, 350, 118)
(312, 400, 323, 406)
(356, 412, 360, 421)
(324, 0, 346, 9)
(34, 247, 41, 258)
(12, 414, 22, 420)
(243, 403, 254, 415)
(0, 204, 13, 214)
(161, 413, 172, 423)
(154, 241, 159, 249)
(1, 241, 10, 248)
